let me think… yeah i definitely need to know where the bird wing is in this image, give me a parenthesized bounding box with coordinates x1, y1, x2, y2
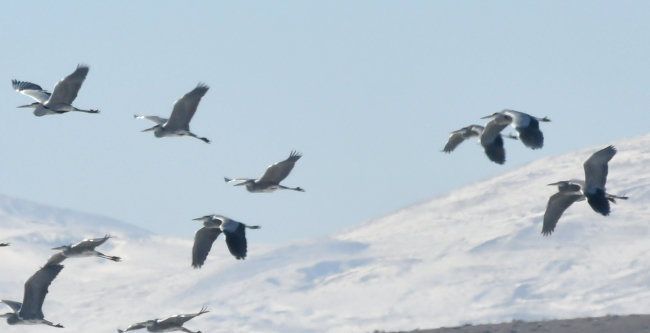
(479, 119, 509, 148)
(542, 192, 584, 236)
(134, 115, 168, 125)
(45, 253, 66, 266)
(442, 131, 468, 153)
(158, 307, 209, 326)
(47, 65, 89, 106)
(19, 264, 64, 320)
(74, 235, 111, 250)
(584, 145, 616, 190)
(224, 223, 248, 259)
(192, 227, 222, 268)
(258, 151, 302, 183)
(12, 80, 51, 103)
(1, 300, 22, 313)
(166, 83, 209, 131)
(481, 134, 506, 165)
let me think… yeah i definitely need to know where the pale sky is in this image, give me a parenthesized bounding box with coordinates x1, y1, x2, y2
(0, 1, 649, 243)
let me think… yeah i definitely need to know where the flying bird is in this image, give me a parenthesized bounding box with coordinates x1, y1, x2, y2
(442, 125, 518, 164)
(0, 243, 9, 247)
(12, 64, 99, 117)
(542, 145, 628, 235)
(225, 151, 304, 192)
(135, 83, 210, 143)
(480, 109, 550, 149)
(45, 235, 120, 266)
(117, 307, 208, 333)
(192, 215, 261, 268)
(1, 264, 64, 328)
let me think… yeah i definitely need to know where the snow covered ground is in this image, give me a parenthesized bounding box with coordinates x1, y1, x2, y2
(1, 134, 649, 333)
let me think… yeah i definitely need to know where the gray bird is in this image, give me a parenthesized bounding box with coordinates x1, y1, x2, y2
(542, 145, 628, 235)
(0, 243, 9, 247)
(225, 151, 304, 192)
(12, 64, 99, 116)
(480, 109, 550, 149)
(45, 235, 120, 266)
(1, 264, 64, 328)
(192, 215, 261, 268)
(442, 124, 518, 165)
(135, 83, 210, 143)
(117, 307, 208, 333)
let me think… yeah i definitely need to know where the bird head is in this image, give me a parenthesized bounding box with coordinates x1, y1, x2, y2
(480, 112, 498, 119)
(16, 102, 40, 109)
(141, 125, 158, 132)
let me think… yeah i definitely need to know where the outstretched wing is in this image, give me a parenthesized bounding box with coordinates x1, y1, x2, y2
(157, 307, 209, 327)
(1, 300, 22, 313)
(166, 83, 209, 131)
(584, 145, 616, 190)
(482, 134, 506, 165)
(45, 253, 66, 267)
(542, 192, 584, 236)
(258, 151, 302, 184)
(19, 264, 64, 320)
(48, 65, 89, 105)
(479, 119, 508, 148)
(192, 227, 222, 268)
(12, 80, 51, 103)
(134, 115, 168, 125)
(442, 131, 467, 153)
(224, 223, 248, 260)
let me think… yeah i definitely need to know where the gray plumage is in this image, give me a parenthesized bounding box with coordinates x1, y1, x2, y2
(46, 235, 120, 266)
(481, 109, 550, 149)
(542, 146, 628, 235)
(12, 64, 99, 116)
(0, 243, 9, 247)
(225, 151, 305, 192)
(117, 307, 209, 333)
(443, 125, 517, 165)
(192, 215, 261, 268)
(1, 264, 64, 328)
(135, 83, 210, 143)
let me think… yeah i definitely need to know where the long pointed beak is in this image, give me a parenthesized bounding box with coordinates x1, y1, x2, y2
(141, 126, 156, 132)
(192, 217, 204, 221)
(17, 104, 35, 108)
(547, 182, 562, 186)
(51, 246, 66, 250)
(480, 115, 495, 119)
(234, 182, 246, 186)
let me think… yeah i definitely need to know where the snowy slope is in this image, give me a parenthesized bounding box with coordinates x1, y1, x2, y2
(1, 134, 650, 333)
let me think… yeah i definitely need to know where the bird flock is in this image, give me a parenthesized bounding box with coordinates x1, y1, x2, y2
(3, 64, 307, 331)
(1, 64, 630, 331)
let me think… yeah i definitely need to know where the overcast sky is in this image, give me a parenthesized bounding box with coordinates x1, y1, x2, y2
(0, 1, 649, 243)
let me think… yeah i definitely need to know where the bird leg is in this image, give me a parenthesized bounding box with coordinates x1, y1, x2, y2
(188, 132, 210, 144)
(278, 185, 305, 192)
(245, 225, 261, 229)
(504, 133, 518, 140)
(606, 193, 629, 204)
(96, 251, 121, 262)
(178, 328, 199, 333)
(536, 116, 551, 122)
(74, 107, 100, 114)
(42, 319, 64, 328)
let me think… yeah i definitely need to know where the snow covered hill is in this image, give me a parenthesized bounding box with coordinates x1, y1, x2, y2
(1, 134, 650, 333)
